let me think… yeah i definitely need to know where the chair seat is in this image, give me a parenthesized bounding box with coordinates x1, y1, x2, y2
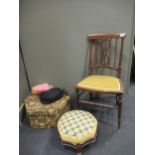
(76, 75, 123, 93)
(57, 110, 98, 145)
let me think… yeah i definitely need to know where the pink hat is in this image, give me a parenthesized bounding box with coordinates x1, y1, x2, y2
(31, 83, 54, 95)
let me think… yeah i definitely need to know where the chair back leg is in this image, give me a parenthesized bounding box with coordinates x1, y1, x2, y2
(76, 89, 80, 109)
(116, 94, 123, 129)
(89, 92, 93, 100)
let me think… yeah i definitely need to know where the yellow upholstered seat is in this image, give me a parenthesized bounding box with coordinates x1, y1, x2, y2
(57, 110, 98, 145)
(76, 75, 123, 93)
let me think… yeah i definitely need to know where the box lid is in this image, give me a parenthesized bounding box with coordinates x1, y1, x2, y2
(24, 94, 70, 117)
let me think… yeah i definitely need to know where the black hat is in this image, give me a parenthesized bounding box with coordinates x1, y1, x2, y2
(40, 87, 64, 104)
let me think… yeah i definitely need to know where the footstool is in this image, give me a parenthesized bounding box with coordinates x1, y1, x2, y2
(57, 110, 98, 155)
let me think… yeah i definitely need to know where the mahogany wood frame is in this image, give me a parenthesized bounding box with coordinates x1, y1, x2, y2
(75, 33, 126, 129)
(60, 136, 97, 155)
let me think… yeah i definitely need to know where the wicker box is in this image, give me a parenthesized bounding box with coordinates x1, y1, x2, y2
(24, 94, 70, 128)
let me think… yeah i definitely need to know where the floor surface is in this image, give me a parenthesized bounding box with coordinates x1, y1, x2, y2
(19, 84, 135, 155)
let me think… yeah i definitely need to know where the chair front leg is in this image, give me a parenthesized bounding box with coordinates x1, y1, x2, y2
(116, 94, 123, 129)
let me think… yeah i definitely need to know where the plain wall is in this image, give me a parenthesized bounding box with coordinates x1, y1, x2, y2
(20, 0, 135, 95)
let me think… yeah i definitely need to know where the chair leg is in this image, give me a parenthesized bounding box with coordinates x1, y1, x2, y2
(76, 89, 80, 109)
(116, 94, 123, 129)
(89, 92, 93, 100)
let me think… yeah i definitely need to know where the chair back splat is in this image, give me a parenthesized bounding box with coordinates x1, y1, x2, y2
(88, 33, 126, 78)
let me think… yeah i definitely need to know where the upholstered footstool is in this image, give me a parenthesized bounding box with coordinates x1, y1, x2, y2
(57, 110, 98, 155)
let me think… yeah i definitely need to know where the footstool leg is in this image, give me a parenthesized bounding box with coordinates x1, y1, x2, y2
(76, 144, 82, 155)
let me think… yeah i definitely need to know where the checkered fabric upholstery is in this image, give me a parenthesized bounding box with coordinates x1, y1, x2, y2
(57, 110, 98, 145)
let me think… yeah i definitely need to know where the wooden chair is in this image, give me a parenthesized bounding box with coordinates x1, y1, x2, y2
(75, 33, 126, 129)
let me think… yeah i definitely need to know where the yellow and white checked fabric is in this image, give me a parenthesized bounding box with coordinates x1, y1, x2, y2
(76, 75, 122, 92)
(57, 110, 98, 145)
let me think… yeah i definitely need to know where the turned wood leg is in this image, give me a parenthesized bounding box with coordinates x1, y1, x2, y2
(76, 144, 82, 155)
(89, 92, 93, 100)
(116, 94, 123, 129)
(77, 152, 82, 155)
(76, 89, 80, 109)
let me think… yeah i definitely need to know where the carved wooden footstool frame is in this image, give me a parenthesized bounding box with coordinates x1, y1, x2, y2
(59, 134, 97, 155)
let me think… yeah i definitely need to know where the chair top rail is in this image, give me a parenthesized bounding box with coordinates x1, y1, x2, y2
(88, 33, 126, 40)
